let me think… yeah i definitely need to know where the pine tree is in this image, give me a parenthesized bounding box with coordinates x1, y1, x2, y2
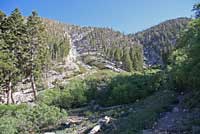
(110, 48, 116, 60)
(106, 48, 111, 59)
(134, 46, 143, 71)
(0, 8, 25, 104)
(0, 44, 17, 104)
(130, 46, 143, 71)
(130, 47, 136, 69)
(123, 48, 133, 72)
(59, 39, 70, 61)
(114, 48, 121, 61)
(24, 11, 47, 99)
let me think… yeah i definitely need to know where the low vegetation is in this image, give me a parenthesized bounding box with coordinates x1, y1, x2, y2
(86, 69, 171, 106)
(38, 69, 171, 109)
(113, 90, 177, 134)
(38, 79, 88, 109)
(0, 104, 67, 134)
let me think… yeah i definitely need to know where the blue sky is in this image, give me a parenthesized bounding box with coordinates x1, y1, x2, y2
(0, 0, 197, 33)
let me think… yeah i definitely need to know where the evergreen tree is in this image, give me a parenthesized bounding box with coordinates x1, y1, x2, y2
(0, 42, 17, 104)
(106, 48, 111, 59)
(134, 46, 143, 71)
(59, 39, 70, 61)
(24, 11, 47, 99)
(115, 48, 121, 61)
(130, 47, 136, 69)
(0, 8, 25, 104)
(110, 48, 116, 60)
(123, 48, 133, 72)
(130, 46, 143, 71)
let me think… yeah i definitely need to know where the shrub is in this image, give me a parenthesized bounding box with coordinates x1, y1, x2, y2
(16, 103, 67, 133)
(39, 69, 171, 108)
(38, 80, 88, 109)
(68, 80, 87, 107)
(0, 104, 67, 133)
(0, 104, 27, 116)
(86, 69, 170, 106)
(0, 116, 18, 134)
(113, 90, 177, 133)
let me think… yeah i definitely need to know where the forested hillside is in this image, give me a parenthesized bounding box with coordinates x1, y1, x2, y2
(131, 17, 190, 66)
(75, 27, 143, 71)
(44, 18, 71, 63)
(43, 17, 190, 70)
(41, 19, 144, 72)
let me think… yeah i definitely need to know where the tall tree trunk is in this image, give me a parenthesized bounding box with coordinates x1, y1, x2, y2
(11, 90, 15, 104)
(31, 73, 37, 100)
(7, 81, 12, 104)
(30, 45, 37, 100)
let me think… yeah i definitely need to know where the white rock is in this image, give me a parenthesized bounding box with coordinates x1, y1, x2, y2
(44, 132, 55, 134)
(89, 125, 101, 134)
(104, 116, 111, 124)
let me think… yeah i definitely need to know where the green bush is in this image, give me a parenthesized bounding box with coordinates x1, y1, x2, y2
(16, 103, 67, 133)
(86, 69, 170, 106)
(38, 80, 88, 109)
(39, 69, 171, 108)
(0, 104, 27, 116)
(0, 116, 18, 134)
(0, 104, 67, 133)
(113, 90, 177, 133)
(67, 80, 87, 107)
(106, 72, 158, 106)
(168, 18, 200, 93)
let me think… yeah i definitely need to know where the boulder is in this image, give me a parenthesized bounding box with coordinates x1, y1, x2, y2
(44, 132, 55, 134)
(89, 125, 101, 134)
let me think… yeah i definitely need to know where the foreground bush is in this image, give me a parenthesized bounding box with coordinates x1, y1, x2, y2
(0, 104, 67, 134)
(0, 116, 18, 134)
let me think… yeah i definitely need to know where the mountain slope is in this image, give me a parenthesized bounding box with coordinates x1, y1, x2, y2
(43, 17, 191, 70)
(43, 19, 144, 72)
(130, 17, 191, 66)
(73, 27, 143, 71)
